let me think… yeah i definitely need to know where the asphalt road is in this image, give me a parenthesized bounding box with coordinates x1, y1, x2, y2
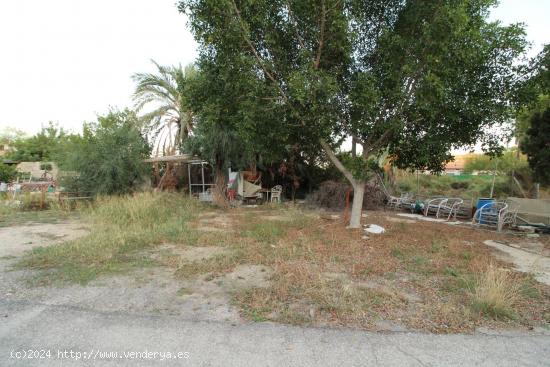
(1, 299, 549, 366)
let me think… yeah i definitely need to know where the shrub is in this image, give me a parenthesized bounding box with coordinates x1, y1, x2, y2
(58, 109, 151, 195)
(450, 181, 469, 189)
(0, 163, 17, 183)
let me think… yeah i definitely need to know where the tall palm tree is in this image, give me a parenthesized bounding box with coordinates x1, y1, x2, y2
(132, 60, 196, 155)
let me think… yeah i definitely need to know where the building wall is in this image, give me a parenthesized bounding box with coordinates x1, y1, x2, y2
(16, 162, 59, 180)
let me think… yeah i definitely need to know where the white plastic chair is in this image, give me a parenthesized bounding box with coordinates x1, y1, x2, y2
(270, 185, 282, 203)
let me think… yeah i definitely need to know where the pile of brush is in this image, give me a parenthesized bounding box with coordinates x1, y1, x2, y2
(307, 180, 386, 210)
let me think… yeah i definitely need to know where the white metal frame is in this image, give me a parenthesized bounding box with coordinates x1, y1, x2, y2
(472, 201, 518, 232)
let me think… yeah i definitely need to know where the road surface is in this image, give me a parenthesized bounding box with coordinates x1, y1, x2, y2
(1, 298, 549, 366)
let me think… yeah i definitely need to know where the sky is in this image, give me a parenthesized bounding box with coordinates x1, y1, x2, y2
(0, 0, 549, 136)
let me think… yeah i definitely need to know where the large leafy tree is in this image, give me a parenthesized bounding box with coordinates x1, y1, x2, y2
(185, 57, 290, 206)
(132, 60, 197, 154)
(518, 45, 550, 186)
(179, 0, 527, 227)
(521, 107, 550, 185)
(515, 45, 550, 146)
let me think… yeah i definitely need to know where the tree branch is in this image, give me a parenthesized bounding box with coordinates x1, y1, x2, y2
(314, 0, 327, 70)
(319, 138, 357, 185)
(229, 0, 290, 104)
(362, 129, 392, 158)
(283, 0, 306, 50)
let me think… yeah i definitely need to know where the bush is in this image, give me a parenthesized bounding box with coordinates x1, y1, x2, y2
(59, 109, 151, 195)
(0, 163, 17, 183)
(450, 181, 469, 189)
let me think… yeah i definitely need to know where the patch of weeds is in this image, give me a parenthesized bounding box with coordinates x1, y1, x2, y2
(444, 267, 459, 277)
(242, 222, 283, 244)
(26, 256, 157, 286)
(0, 255, 17, 260)
(359, 267, 372, 277)
(461, 251, 472, 262)
(16, 193, 200, 285)
(204, 273, 216, 281)
(439, 272, 475, 295)
(391, 247, 404, 260)
(0, 209, 76, 227)
(406, 256, 433, 275)
(176, 250, 245, 279)
(234, 289, 272, 322)
(430, 239, 447, 253)
(520, 275, 542, 300)
(177, 287, 193, 296)
(240, 211, 311, 245)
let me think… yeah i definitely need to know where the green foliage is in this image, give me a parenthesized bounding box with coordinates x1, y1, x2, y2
(394, 173, 519, 198)
(59, 109, 151, 195)
(337, 152, 381, 181)
(179, 0, 528, 175)
(0, 163, 17, 182)
(0, 127, 26, 145)
(463, 149, 528, 175)
(7, 123, 70, 162)
(521, 107, 550, 185)
(132, 60, 197, 153)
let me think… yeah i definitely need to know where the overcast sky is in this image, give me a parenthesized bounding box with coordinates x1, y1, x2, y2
(0, 0, 548, 135)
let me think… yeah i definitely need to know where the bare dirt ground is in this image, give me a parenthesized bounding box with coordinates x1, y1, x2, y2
(0, 221, 89, 258)
(1, 207, 549, 334)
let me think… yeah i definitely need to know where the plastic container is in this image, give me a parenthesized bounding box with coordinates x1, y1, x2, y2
(475, 198, 496, 223)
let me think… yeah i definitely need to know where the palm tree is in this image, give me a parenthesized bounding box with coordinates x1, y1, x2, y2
(132, 60, 196, 155)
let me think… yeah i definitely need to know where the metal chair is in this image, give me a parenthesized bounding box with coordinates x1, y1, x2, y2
(472, 201, 517, 232)
(424, 197, 448, 217)
(436, 198, 464, 220)
(387, 192, 411, 210)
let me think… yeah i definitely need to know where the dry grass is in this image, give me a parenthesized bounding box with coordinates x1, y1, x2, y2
(17, 192, 201, 284)
(15, 194, 549, 333)
(181, 208, 550, 333)
(470, 264, 521, 320)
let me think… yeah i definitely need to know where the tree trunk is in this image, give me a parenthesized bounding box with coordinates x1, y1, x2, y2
(349, 181, 365, 228)
(213, 165, 228, 208)
(351, 136, 357, 158)
(319, 139, 364, 228)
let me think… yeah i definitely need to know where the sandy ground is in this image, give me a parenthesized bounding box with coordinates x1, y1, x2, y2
(0, 221, 89, 257)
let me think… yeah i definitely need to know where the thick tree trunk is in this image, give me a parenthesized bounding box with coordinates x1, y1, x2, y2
(213, 165, 228, 208)
(349, 180, 365, 228)
(319, 139, 364, 228)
